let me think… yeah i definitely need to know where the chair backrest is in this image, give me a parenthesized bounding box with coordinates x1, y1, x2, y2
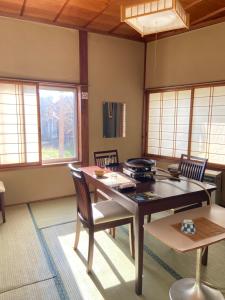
(94, 150, 119, 167)
(178, 154, 207, 182)
(68, 164, 93, 225)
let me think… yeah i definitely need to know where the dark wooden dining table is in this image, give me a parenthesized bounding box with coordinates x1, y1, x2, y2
(80, 165, 216, 295)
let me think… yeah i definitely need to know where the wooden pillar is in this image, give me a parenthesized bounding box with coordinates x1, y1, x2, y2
(142, 42, 148, 156)
(79, 30, 89, 166)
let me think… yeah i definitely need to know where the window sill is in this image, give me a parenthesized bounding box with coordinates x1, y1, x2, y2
(144, 154, 225, 171)
(42, 160, 82, 167)
(0, 160, 82, 171)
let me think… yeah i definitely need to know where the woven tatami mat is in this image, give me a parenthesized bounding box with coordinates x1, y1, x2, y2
(42, 222, 173, 300)
(0, 205, 53, 293)
(0, 279, 60, 300)
(30, 196, 76, 228)
(30, 195, 169, 230)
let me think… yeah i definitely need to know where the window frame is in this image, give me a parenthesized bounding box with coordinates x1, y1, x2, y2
(0, 78, 84, 170)
(143, 80, 225, 170)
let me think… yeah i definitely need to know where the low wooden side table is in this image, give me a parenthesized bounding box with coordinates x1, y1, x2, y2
(0, 181, 6, 223)
(144, 205, 225, 300)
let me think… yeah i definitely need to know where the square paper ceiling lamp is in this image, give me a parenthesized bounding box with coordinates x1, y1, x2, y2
(121, 0, 189, 36)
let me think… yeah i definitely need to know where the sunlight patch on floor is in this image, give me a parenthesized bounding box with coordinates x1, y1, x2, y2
(58, 229, 135, 291)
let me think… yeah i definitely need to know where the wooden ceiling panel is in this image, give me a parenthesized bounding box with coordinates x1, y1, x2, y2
(23, 0, 65, 20)
(57, 0, 109, 27)
(113, 23, 140, 37)
(0, 0, 225, 41)
(0, 0, 23, 14)
(87, 2, 120, 31)
(181, 0, 203, 10)
(87, 14, 119, 31)
(103, 1, 120, 17)
(61, 0, 109, 15)
(189, 0, 225, 24)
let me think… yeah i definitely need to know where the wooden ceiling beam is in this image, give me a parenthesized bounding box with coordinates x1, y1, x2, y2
(53, 0, 70, 22)
(191, 6, 225, 25)
(83, 0, 112, 28)
(145, 13, 225, 42)
(20, 0, 27, 16)
(184, 0, 203, 10)
(0, 11, 143, 42)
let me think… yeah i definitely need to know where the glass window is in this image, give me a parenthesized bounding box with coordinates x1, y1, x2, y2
(39, 86, 78, 163)
(0, 80, 79, 167)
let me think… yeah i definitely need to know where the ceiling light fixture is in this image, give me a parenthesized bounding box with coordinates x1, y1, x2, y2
(121, 0, 189, 36)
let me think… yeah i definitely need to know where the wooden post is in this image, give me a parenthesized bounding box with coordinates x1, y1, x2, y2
(79, 30, 89, 166)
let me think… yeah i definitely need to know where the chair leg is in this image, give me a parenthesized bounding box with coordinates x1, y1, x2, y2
(147, 214, 151, 223)
(110, 228, 116, 238)
(129, 221, 135, 259)
(202, 246, 208, 266)
(87, 229, 94, 273)
(74, 215, 81, 250)
(93, 189, 98, 203)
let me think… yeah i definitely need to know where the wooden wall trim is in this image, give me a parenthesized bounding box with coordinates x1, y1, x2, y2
(0, 76, 81, 87)
(79, 31, 88, 85)
(145, 80, 225, 93)
(79, 31, 89, 166)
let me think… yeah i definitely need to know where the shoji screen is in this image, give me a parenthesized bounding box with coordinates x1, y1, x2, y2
(191, 86, 225, 164)
(147, 89, 191, 158)
(0, 82, 39, 165)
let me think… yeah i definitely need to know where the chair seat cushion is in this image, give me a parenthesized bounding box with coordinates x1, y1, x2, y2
(92, 200, 133, 224)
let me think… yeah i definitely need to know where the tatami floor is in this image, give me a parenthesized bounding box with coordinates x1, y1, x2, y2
(0, 197, 225, 300)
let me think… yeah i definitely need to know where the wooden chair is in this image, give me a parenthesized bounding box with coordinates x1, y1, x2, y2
(68, 164, 134, 273)
(147, 154, 208, 221)
(175, 154, 208, 213)
(178, 154, 207, 182)
(93, 150, 120, 237)
(94, 150, 119, 168)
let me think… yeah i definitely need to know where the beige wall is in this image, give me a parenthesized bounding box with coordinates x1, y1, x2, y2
(146, 22, 225, 88)
(1, 166, 74, 205)
(88, 33, 144, 164)
(0, 19, 144, 205)
(0, 17, 79, 83)
(0, 17, 80, 205)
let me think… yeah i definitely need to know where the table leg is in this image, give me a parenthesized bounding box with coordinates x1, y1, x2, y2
(135, 208, 145, 295)
(169, 248, 224, 300)
(195, 248, 202, 286)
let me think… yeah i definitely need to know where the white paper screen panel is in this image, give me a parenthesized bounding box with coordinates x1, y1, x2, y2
(0, 82, 39, 165)
(191, 86, 225, 164)
(147, 89, 191, 158)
